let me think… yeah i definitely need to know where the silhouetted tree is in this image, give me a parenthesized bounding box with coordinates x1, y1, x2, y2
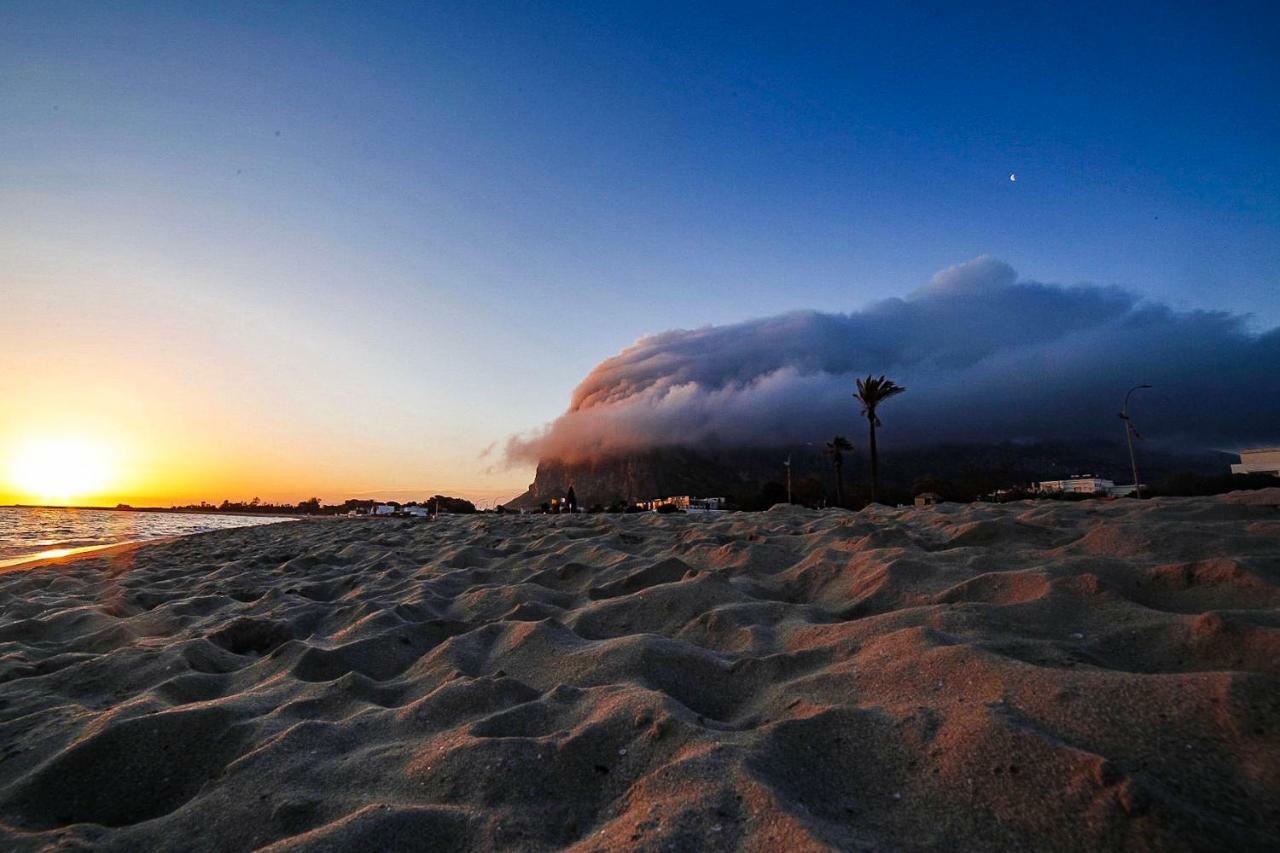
(427, 495, 477, 514)
(825, 435, 853, 507)
(758, 480, 788, 510)
(1147, 471, 1278, 497)
(855, 375, 906, 504)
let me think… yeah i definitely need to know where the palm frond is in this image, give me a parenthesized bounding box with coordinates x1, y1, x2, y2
(854, 374, 906, 415)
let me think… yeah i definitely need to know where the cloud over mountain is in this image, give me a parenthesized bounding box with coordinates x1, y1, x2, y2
(508, 258, 1280, 464)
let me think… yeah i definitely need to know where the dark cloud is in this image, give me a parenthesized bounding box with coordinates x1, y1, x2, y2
(508, 258, 1280, 464)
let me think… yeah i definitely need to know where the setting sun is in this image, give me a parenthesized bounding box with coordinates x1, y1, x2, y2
(6, 437, 117, 504)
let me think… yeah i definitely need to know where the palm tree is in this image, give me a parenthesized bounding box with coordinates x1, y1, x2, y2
(855, 375, 906, 504)
(825, 435, 853, 507)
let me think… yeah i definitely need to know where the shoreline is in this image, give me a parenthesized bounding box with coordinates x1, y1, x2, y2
(0, 510, 299, 574)
(1, 504, 305, 519)
(0, 537, 178, 574)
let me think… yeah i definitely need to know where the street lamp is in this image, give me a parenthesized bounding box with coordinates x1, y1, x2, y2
(1119, 384, 1152, 498)
(784, 442, 818, 505)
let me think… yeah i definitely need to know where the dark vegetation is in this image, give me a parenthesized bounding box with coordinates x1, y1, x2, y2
(145, 496, 478, 515)
(1145, 471, 1279, 497)
(509, 436, 1258, 512)
(854, 374, 906, 503)
(825, 436, 853, 507)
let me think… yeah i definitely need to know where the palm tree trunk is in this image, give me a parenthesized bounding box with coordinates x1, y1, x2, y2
(868, 418, 879, 503)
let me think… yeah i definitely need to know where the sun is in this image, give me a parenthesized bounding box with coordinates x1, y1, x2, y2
(7, 437, 117, 504)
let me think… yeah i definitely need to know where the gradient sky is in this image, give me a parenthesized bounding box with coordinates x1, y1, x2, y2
(2, 1, 1278, 505)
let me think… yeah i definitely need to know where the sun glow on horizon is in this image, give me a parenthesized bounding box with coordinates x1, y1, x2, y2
(6, 436, 118, 504)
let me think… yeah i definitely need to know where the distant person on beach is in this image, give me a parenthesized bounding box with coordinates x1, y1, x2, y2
(566, 486, 578, 514)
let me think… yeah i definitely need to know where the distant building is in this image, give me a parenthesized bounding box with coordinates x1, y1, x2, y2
(914, 492, 941, 507)
(1231, 448, 1280, 477)
(1036, 475, 1116, 496)
(984, 487, 1026, 502)
(372, 504, 396, 515)
(643, 495, 726, 512)
(403, 505, 430, 517)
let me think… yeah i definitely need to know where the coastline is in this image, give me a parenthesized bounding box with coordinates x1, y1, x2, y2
(0, 504, 296, 571)
(1, 504, 305, 519)
(0, 538, 174, 573)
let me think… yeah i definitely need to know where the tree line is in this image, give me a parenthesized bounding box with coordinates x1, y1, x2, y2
(163, 496, 478, 515)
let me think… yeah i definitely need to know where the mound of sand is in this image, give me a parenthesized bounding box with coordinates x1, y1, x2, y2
(1, 492, 1278, 851)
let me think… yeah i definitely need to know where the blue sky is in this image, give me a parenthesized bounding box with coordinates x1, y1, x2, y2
(2, 1, 1277, 500)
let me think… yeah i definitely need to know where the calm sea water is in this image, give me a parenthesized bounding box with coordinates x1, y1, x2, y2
(0, 506, 289, 567)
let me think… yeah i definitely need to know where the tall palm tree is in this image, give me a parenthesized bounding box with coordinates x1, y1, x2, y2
(855, 375, 906, 504)
(825, 435, 853, 507)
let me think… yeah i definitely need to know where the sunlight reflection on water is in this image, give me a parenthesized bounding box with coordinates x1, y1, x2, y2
(0, 507, 289, 566)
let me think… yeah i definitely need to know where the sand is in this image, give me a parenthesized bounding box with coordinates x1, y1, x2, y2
(1, 492, 1278, 851)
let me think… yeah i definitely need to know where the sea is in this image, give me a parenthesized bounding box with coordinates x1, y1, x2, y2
(0, 506, 290, 568)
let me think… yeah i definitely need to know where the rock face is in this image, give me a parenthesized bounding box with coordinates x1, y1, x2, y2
(507, 448, 783, 508)
(507, 441, 1230, 508)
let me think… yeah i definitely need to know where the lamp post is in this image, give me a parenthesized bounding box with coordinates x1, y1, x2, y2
(1119, 384, 1151, 498)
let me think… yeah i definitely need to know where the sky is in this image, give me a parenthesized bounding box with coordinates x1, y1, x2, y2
(2, 2, 1278, 506)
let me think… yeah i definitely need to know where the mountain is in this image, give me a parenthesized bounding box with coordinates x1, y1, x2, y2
(507, 441, 1232, 509)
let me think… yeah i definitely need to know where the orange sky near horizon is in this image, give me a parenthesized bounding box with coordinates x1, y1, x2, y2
(0, 283, 537, 508)
(0, 422, 528, 509)
(0, 423, 529, 509)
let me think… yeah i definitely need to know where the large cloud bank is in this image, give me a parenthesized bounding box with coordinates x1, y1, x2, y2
(508, 258, 1280, 464)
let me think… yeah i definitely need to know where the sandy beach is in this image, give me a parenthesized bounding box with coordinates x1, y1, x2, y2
(1, 492, 1277, 851)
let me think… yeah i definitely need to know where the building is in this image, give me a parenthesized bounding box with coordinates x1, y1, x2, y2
(1231, 448, 1280, 477)
(403, 505, 430, 517)
(914, 492, 941, 507)
(372, 504, 396, 515)
(643, 496, 727, 512)
(1036, 475, 1116, 496)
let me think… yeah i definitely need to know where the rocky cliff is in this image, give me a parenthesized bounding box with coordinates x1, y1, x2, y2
(506, 448, 790, 509)
(506, 441, 1230, 509)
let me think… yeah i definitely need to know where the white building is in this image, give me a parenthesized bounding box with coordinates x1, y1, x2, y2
(403, 505, 430, 517)
(646, 495, 726, 511)
(1036, 475, 1116, 496)
(372, 504, 396, 515)
(1231, 448, 1280, 477)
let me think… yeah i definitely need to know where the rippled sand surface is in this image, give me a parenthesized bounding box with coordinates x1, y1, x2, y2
(1, 492, 1277, 851)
